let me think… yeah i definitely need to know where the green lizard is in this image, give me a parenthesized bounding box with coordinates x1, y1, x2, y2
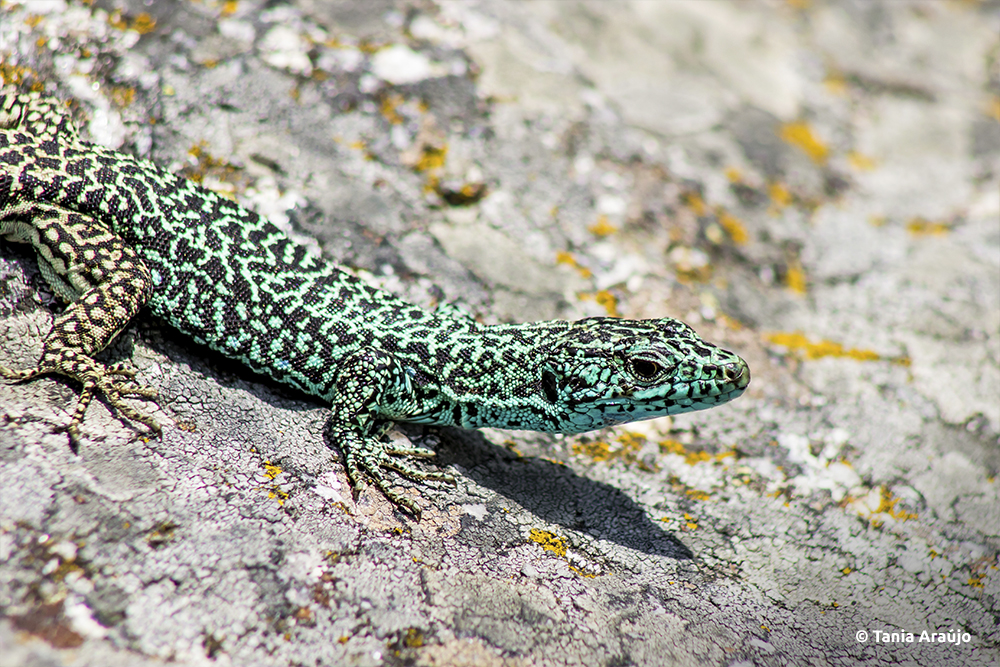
(0, 88, 750, 516)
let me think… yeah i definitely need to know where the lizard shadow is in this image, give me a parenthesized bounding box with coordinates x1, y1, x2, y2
(6, 245, 685, 561)
(126, 324, 693, 561)
(429, 426, 695, 561)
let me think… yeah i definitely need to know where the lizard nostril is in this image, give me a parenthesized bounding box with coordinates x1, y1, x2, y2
(722, 361, 750, 387)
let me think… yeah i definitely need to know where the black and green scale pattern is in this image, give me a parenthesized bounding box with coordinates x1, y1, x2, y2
(0, 88, 750, 515)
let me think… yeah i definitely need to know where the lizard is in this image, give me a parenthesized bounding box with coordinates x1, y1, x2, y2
(0, 87, 750, 516)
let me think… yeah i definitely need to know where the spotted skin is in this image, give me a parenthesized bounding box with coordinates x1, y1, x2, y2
(0, 88, 750, 516)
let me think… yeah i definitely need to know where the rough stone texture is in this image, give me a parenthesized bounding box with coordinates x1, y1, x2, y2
(1, 1, 997, 666)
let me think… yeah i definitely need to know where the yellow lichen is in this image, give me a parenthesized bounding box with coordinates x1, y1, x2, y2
(147, 522, 178, 547)
(847, 151, 877, 171)
(108, 86, 136, 109)
(768, 181, 792, 212)
(783, 258, 807, 295)
(402, 627, 424, 648)
(779, 121, 829, 164)
(989, 96, 1000, 122)
(573, 440, 612, 462)
(556, 252, 592, 279)
(528, 529, 567, 557)
(379, 93, 405, 125)
(717, 210, 749, 245)
(683, 191, 708, 217)
(906, 217, 950, 236)
(268, 488, 289, 505)
(765, 331, 910, 364)
(414, 144, 447, 173)
(576, 289, 619, 316)
(658, 439, 735, 466)
(594, 290, 619, 317)
(108, 10, 155, 34)
(874, 487, 918, 522)
(1, 62, 42, 89)
(263, 460, 283, 480)
(823, 71, 848, 96)
(527, 530, 599, 577)
(587, 215, 617, 237)
(685, 489, 711, 501)
(573, 431, 646, 467)
(132, 12, 156, 34)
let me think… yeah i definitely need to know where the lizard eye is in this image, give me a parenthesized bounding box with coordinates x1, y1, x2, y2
(628, 358, 663, 380)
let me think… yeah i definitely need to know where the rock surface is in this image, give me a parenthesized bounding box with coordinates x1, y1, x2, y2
(1, 1, 997, 665)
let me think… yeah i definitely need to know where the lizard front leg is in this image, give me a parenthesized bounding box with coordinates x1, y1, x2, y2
(326, 348, 455, 517)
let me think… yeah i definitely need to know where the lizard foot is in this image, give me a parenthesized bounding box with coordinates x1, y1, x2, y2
(0, 348, 160, 450)
(334, 429, 456, 519)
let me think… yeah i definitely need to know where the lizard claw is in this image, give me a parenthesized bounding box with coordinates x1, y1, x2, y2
(331, 427, 457, 518)
(0, 351, 160, 447)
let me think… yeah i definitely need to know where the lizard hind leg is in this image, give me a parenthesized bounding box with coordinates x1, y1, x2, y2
(0, 292, 162, 448)
(0, 205, 160, 447)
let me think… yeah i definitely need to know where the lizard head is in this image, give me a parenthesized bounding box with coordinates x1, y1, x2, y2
(537, 317, 749, 433)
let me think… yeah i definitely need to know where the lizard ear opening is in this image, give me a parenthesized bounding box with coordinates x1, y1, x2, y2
(541, 369, 559, 403)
